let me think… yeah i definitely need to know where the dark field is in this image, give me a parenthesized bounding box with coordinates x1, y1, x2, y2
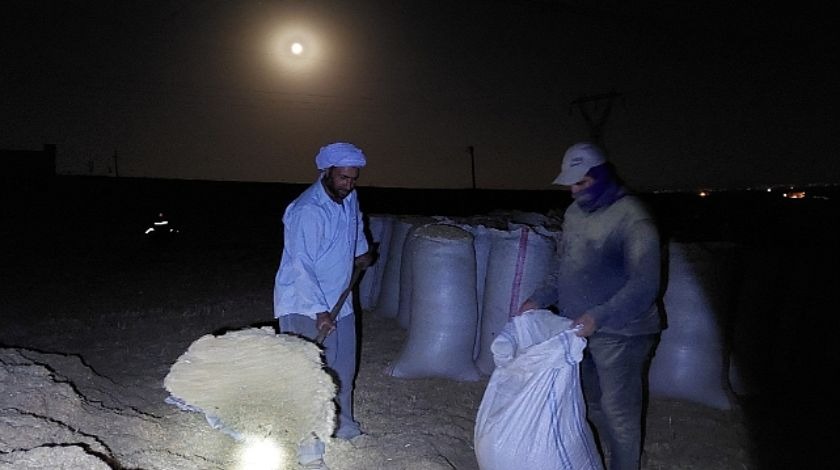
(3, 175, 838, 468)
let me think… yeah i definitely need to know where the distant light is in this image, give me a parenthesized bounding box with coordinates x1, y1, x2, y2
(236, 437, 286, 470)
(766, 188, 773, 192)
(698, 190, 709, 197)
(783, 191, 806, 199)
(290, 42, 303, 55)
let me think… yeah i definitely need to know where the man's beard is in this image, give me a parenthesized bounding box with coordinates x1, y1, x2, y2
(323, 177, 351, 201)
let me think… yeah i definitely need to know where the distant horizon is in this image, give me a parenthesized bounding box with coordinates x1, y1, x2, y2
(44, 172, 840, 196)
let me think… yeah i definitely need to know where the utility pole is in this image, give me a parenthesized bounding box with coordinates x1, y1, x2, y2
(113, 149, 119, 177)
(570, 91, 622, 145)
(467, 145, 476, 189)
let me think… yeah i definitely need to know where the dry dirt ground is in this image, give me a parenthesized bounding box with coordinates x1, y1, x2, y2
(1, 231, 753, 469)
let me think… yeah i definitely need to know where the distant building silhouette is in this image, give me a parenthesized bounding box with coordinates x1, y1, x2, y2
(1, 144, 56, 180)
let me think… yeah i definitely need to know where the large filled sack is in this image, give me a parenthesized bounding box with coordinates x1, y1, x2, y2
(474, 310, 603, 470)
(386, 224, 481, 381)
(476, 226, 557, 375)
(373, 216, 434, 319)
(396, 224, 424, 329)
(649, 242, 742, 409)
(434, 218, 495, 358)
(461, 222, 494, 359)
(358, 214, 394, 311)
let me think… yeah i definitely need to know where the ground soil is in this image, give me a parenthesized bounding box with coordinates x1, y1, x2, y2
(0, 230, 757, 470)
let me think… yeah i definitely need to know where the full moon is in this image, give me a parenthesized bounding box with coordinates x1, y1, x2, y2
(266, 26, 323, 73)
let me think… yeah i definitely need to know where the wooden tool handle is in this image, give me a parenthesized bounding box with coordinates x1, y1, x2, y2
(315, 266, 362, 344)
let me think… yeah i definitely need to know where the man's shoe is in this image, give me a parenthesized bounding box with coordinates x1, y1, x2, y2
(301, 458, 329, 470)
(298, 434, 327, 468)
(334, 425, 363, 440)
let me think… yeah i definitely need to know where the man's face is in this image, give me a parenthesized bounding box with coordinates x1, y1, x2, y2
(569, 175, 595, 198)
(323, 166, 360, 201)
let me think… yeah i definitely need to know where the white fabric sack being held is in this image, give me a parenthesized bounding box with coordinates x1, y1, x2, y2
(474, 310, 603, 470)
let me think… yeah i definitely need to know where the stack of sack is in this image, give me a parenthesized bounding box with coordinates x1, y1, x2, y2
(363, 212, 559, 381)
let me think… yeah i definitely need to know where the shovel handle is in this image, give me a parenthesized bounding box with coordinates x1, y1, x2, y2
(315, 266, 363, 344)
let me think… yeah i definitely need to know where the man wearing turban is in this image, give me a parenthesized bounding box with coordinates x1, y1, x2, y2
(273, 142, 373, 469)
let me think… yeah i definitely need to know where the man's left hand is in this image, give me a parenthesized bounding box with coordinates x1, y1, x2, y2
(354, 252, 374, 270)
(572, 312, 597, 337)
(515, 299, 540, 316)
(316, 312, 335, 335)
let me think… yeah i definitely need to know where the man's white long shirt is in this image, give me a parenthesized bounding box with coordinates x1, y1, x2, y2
(273, 178, 368, 321)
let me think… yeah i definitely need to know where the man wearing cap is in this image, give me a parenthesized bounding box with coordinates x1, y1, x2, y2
(518, 142, 663, 470)
(274, 142, 373, 468)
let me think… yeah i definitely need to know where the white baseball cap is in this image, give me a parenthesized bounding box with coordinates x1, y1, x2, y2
(552, 142, 607, 185)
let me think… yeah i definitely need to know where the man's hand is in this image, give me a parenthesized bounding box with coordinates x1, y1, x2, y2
(316, 312, 335, 335)
(514, 299, 540, 316)
(354, 252, 374, 270)
(572, 312, 597, 337)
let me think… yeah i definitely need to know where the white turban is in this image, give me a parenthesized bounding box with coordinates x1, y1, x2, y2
(314, 142, 367, 170)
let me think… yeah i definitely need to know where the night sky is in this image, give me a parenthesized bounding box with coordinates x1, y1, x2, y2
(2, 1, 837, 191)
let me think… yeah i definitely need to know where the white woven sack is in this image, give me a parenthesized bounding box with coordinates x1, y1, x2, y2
(465, 223, 493, 360)
(358, 214, 394, 311)
(396, 224, 423, 329)
(387, 224, 481, 381)
(474, 311, 602, 470)
(476, 226, 556, 375)
(373, 217, 414, 318)
(649, 242, 740, 409)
